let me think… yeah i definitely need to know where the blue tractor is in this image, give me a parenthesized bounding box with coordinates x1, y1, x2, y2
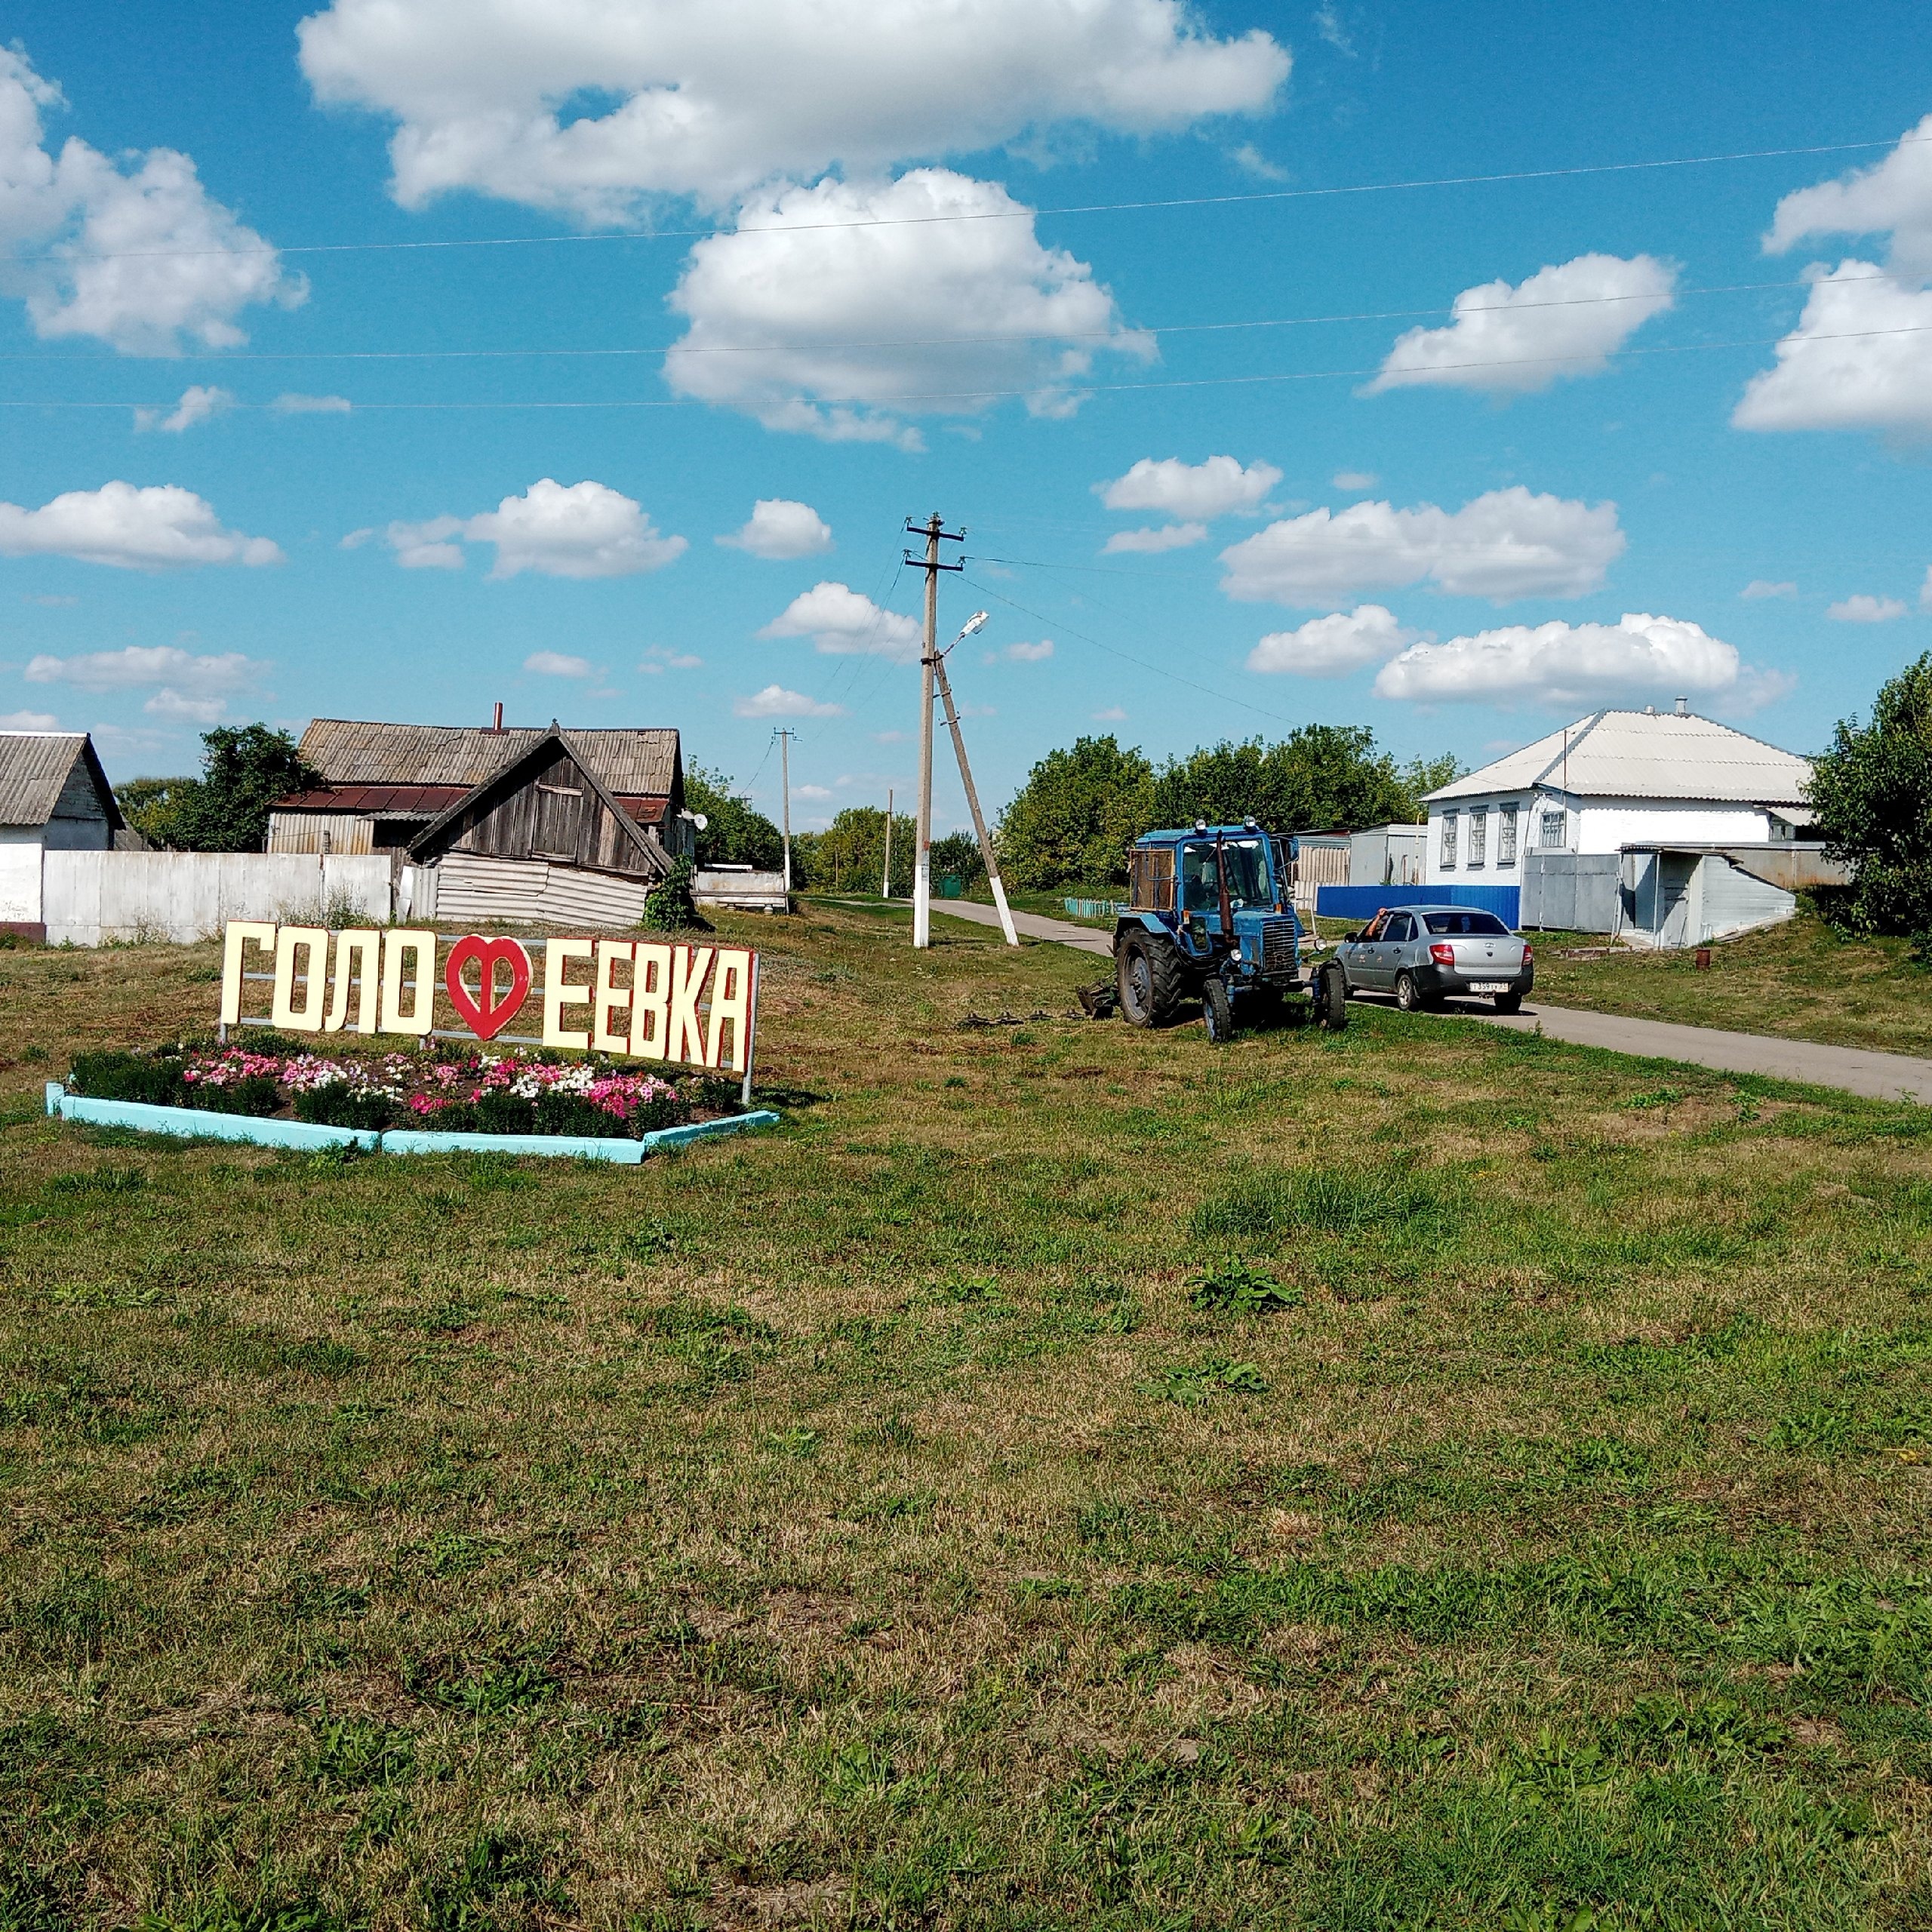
(1112, 820, 1347, 1041)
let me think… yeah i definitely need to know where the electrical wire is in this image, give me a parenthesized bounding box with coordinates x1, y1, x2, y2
(6, 134, 1922, 265)
(0, 269, 1887, 365)
(11, 318, 1930, 412)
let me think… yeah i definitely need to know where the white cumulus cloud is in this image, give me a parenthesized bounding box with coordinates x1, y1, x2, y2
(999, 639, 1054, 662)
(638, 646, 703, 674)
(1103, 522, 1208, 554)
(525, 650, 595, 677)
(1741, 579, 1796, 599)
(1332, 469, 1377, 490)
(24, 642, 265, 724)
(734, 685, 844, 718)
(0, 710, 60, 731)
(1766, 115, 1932, 280)
(1220, 487, 1623, 607)
(718, 498, 833, 559)
(134, 385, 231, 433)
(297, 0, 1287, 218)
(1373, 612, 1751, 707)
(0, 482, 281, 570)
(1826, 593, 1907, 623)
(1247, 605, 1414, 676)
(371, 481, 686, 579)
(758, 581, 921, 660)
(1733, 263, 1932, 435)
(665, 171, 1152, 444)
(1367, 253, 1676, 395)
(1098, 454, 1281, 520)
(0, 45, 303, 353)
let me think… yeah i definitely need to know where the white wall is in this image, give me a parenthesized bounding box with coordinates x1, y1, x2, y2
(0, 835, 40, 924)
(1427, 790, 1776, 887)
(41, 851, 395, 946)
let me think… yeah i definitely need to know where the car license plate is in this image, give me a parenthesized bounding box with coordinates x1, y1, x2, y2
(1469, 981, 1509, 993)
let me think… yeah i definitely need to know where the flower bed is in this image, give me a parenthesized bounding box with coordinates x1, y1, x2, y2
(65, 1041, 746, 1140)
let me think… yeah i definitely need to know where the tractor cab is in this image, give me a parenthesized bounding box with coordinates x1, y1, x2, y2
(1112, 822, 1346, 1038)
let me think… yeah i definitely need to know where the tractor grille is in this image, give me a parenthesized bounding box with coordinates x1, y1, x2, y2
(1260, 917, 1298, 972)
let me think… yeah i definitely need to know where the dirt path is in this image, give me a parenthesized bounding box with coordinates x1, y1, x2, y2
(930, 900, 1932, 1103)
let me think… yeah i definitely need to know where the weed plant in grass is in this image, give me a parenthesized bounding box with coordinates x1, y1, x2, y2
(2, 906, 1932, 1928)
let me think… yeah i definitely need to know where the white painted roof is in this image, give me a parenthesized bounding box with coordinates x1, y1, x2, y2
(1423, 709, 1812, 808)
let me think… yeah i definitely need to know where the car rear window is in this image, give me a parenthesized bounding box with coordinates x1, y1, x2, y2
(1424, 912, 1509, 936)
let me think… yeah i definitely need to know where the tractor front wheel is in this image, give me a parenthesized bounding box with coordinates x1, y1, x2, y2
(1117, 930, 1186, 1028)
(1317, 965, 1349, 1032)
(1202, 977, 1235, 1044)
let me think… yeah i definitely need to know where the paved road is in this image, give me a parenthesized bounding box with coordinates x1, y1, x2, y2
(928, 899, 1932, 1103)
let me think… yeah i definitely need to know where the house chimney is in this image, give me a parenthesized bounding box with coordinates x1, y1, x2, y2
(1673, 695, 1687, 716)
(492, 701, 503, 733)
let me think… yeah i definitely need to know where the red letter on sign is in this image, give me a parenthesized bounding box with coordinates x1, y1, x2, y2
(666, 945, 714, 1067)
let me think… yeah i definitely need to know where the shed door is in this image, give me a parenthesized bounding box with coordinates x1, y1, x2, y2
(531, 763, 587, 862)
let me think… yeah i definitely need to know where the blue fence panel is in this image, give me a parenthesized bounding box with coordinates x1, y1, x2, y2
(1315, 884, 1521, 928)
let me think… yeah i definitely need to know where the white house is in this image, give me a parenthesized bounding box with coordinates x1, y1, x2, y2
(1420, 704, 1814, 890)
(0, 731, 125, 937)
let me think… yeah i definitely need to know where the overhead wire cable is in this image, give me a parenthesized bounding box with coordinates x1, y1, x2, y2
(5, 133, 1924, 265)
(15, 318, 1932, 412)
(0, 269, 1894, 365)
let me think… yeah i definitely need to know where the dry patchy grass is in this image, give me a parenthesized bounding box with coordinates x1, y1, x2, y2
(2, 906, 1930, 1930)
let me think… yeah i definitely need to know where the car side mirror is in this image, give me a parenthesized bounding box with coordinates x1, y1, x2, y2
(1346, 931, 1362, 943)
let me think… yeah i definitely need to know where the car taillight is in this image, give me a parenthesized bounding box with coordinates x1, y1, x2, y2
(1429, 943, 1455, 967)
(1522, 944, 1534, 962)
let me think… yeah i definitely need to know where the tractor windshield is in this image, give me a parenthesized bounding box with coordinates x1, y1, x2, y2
(1181, 838, 1271, 913)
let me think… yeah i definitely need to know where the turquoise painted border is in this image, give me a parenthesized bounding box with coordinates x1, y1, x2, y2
(43, 1084, 779, 1161)
(45, 1084, 378, 1151)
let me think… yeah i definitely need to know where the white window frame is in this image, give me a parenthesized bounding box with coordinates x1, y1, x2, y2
(1467, 809, 1487, 869)
(1497, 804, 1518, 868)
(1540, 807, 1567, 851)
(1439, 811, 1458, 869)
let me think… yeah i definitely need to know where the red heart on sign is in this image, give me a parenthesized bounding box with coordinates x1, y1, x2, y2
(445, 935, 532, 1041)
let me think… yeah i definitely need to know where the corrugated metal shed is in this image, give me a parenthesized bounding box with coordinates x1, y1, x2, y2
(1424, 709, 1812, 808)
(295, 719, 680, 798)
(0, 732, 124, 831)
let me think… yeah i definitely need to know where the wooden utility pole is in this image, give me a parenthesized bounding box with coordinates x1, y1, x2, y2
(931, 648, 1019, 946)
(774, 728, 795, 893)
(881, 787, 894, 898)
(904, 513, 964, 948)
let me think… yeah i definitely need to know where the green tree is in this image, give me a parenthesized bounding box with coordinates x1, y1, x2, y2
(995, 735, 1154, 891)
(930, 829, 986, 889)
(796, 806, 917, 894)
(133, 725, 321, 853)
(1807, 652, 1932, 940)
(1149, 726, 1432, 835)
(1397, 752, 1466, 819)
(112, 775, 195, 848)
(683, 764, 784, 871)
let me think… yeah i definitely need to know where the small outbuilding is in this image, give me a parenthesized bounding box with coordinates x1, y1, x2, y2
(0, 731, 128, 938)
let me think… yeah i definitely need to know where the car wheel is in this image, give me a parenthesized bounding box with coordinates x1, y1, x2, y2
(1202, 977, 1235, 1044)
(1493, 990, 1523, 1015)
(1395, 970, 1424, 1014)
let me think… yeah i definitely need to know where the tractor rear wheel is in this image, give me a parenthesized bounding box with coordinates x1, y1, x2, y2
(1318, 965, 1349, 1032)
(1117, 930, 1186, 1028)
(1202, 977, 1235, 1044)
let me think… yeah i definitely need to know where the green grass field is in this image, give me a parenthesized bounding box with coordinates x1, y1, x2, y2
(5, 907, 1932, 1930)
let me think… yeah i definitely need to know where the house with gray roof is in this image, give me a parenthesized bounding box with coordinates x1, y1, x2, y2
(0, 731, 126, 937)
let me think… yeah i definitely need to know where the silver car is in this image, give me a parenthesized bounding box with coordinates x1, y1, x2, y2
(1333, 906, 1534, 1014)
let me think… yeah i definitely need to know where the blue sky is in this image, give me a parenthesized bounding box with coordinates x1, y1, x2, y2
(2, 0, 1930, 829)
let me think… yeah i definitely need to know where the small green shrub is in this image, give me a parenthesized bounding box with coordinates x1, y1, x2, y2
(293, 1084, 396, 1132)
(1188, 1260, 1303, 1314)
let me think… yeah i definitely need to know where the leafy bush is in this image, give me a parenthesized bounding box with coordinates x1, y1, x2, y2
(1188, 1260, 1303, 1313)
(66, 1049, 186, 1108)
(641, 856, 703, 931)
(1807, 651, 1932, 943)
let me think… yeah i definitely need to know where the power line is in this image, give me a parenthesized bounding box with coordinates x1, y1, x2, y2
(10, 318, 1931, 412)
(0, 269, 1888, 365)
(5, 133, 1921, 266)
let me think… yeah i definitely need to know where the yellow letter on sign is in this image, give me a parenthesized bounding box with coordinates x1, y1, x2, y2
(666, 945, 714, 1068)
(380, 930, 437, 1036)
(220, 919, 275, 1026)
(630, 942, 670, 1060)
(543, 937, 595, 1050)
(592, 940, 634, 1054)
(324, 928, 381, 1034)
(272, 927, 329, 1031)
(705, 949, 753, 1072)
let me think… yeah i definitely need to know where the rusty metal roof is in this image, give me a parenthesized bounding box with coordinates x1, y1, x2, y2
(295, 718, 680, 795)
(0, 731, 123, 830)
